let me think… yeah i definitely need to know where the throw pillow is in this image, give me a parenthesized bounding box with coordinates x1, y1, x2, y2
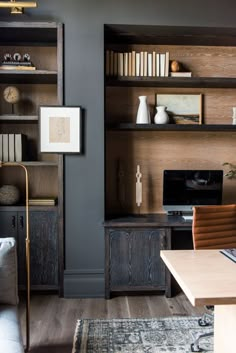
(0, 238, 18, 305)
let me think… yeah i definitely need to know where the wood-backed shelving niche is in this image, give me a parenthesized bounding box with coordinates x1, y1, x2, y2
(0, 22, 64, 295)
(104, 24, 236, 297)
(104, 24, 236, 217)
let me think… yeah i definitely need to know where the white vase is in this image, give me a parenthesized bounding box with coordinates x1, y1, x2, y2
(136, 96, 151, 124)
(232, 107, 236, 125)
(154, 106, 169, 124)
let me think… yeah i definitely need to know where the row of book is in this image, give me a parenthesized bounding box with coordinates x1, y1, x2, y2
(0, 133, 27, 162)
(106, 50, 170, 77)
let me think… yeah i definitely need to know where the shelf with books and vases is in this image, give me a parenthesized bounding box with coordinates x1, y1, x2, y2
(0, 21, 64, 295)
(104, 24, 236, 296)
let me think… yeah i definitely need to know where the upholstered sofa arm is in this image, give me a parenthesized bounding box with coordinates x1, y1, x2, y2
(0, 237, 18, 305)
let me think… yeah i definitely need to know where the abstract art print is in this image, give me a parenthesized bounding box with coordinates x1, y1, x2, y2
(39, 106, 82, 153)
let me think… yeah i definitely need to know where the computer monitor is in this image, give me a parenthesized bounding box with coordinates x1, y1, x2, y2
(163, 170, 223, 217)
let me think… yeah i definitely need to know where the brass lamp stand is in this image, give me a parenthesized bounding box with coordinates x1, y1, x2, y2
(0, 161, 30, 351)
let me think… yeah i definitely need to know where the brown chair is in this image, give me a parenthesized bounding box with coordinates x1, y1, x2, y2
(191, 204, 236, 352)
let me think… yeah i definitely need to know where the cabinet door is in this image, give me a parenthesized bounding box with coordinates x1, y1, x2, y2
(0, 211, 18, 239)
(18, 210, 58, 289)
(109, 228, 170, 289)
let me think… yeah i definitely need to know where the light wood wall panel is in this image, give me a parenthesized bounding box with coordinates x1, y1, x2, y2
(106, 131, 236, 215)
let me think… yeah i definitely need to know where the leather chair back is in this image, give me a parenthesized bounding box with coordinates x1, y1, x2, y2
(192, 204, 236, 249)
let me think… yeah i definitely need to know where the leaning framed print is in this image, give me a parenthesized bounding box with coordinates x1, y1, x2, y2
(156, 93, 203, 125)
(39, 106, 82, 153)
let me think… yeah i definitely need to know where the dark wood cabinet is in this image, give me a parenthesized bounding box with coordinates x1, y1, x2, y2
(105, 225, 171, 298)
(0, 208, 58, 290)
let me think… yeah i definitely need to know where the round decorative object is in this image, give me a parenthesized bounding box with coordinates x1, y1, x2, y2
(13, 52, 21, 62)
(4, 53, 12, 62)
(3, 86, 20, 104)
(23, 53, 31, 62)
(0, 185, 20, 205)
(154, 106, 169, 124)
(171, 60, 181, 72)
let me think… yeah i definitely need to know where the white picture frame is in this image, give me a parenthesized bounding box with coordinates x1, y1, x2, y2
(39, 106, 82, 153)
(156, 93, 203, 125)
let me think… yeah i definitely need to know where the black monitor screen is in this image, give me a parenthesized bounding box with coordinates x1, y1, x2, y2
(163, 170, 223, 213)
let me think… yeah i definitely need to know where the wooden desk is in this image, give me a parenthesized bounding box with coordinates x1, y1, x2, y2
(161, 250, 236, 353)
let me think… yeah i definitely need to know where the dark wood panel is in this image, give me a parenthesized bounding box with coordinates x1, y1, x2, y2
(18, 210, 58, 288)
(107, 227, 170, 297)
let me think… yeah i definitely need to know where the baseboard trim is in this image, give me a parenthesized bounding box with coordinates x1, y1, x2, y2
(64, 269, 104, 298)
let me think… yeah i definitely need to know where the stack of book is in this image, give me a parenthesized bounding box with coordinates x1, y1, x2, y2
(28, 198, 57, 206)
(0, 133, 27, 162)
(106, 50, 169, 77)
(0, 61, 36, 71)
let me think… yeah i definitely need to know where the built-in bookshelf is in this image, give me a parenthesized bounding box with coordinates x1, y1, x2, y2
(0, 22, 64, 294)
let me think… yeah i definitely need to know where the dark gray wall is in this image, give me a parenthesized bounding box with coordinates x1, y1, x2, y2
(2, 0, 236, 296)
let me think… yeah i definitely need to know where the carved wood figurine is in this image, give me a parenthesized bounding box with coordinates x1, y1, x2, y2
(136, 164, 142, 208)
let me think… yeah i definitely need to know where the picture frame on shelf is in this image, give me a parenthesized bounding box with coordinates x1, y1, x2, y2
(156, 93, 203, 125)
(39, 106, 82, 153)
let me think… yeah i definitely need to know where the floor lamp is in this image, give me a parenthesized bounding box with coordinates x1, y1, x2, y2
(0, 161, 30, 351)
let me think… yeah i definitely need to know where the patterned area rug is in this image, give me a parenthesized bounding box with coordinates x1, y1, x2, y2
(72, 317, 213, 353)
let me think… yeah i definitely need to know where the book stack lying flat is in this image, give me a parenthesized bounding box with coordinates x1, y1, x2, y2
(29, 198, 57, 206)
(0, 61, 36, 70)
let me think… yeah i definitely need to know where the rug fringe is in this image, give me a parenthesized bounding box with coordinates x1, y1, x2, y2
(72, 319, 81, 353)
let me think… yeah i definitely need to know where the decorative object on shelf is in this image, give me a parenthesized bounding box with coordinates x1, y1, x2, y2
(0, 184, 20, 205)
(0, 1, 37, 14)
(170, 60, 181, 72)
(222, 162, 236, 179)
(0, 52, 35, 70)
(136, 96, 150, 124)
(232, 107, 236, 125)
(136, 165, 142, 208)
(39, 106, 82, 153)
(156, 93, 203, 125)
(0, 162, 30, 351)
(154, 106, 169, 124)
(3, 86, 20, 115)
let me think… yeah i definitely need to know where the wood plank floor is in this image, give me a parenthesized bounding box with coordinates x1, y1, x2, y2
(19, 292, 205, 353)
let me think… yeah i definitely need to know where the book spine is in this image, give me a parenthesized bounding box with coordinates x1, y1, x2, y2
(0, 134, 2, 161)
(140, 51, 144, 76)
(131, 50, 136, 77)
(148, 53, 152, 77)
(135, 53, 140, 76)
(160, 53, 166, 77)
(156, 53, 160, 77)
(143, 51, 148, 77)
(3, 134, 8, 162)
(8, 133, 15, 162)
(118, 53, 124, 76)
(152, 51, 156, 77)
(165, 51, 170, 77)
(124, 52, 128, 77)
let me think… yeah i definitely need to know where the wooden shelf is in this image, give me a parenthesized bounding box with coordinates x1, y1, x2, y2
(0, 205, 58, 212)
(3, 161, 59, 167)
(0, 70, 57, 84)
(106, 123, 236, 131)
(0, 115, 38, 122)
(106, 77, 236, 88)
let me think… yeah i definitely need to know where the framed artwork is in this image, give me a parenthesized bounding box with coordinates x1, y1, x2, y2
(39, 106, 82, 153)
(156, 93, 203, 124)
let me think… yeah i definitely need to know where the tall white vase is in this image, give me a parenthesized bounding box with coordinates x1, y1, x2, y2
(136, 96, 151, 124)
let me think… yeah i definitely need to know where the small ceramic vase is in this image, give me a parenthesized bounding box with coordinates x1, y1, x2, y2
(136, 96, 151, 124)
(154, 106, 169, 124)
(232, 107, 236, 125)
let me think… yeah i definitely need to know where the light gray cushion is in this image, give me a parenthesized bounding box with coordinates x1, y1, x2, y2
(0, 237, 18, 305)
(0, 305, 24, 353)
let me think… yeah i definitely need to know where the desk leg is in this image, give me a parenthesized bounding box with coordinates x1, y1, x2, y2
(214, 305, 236, 353)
